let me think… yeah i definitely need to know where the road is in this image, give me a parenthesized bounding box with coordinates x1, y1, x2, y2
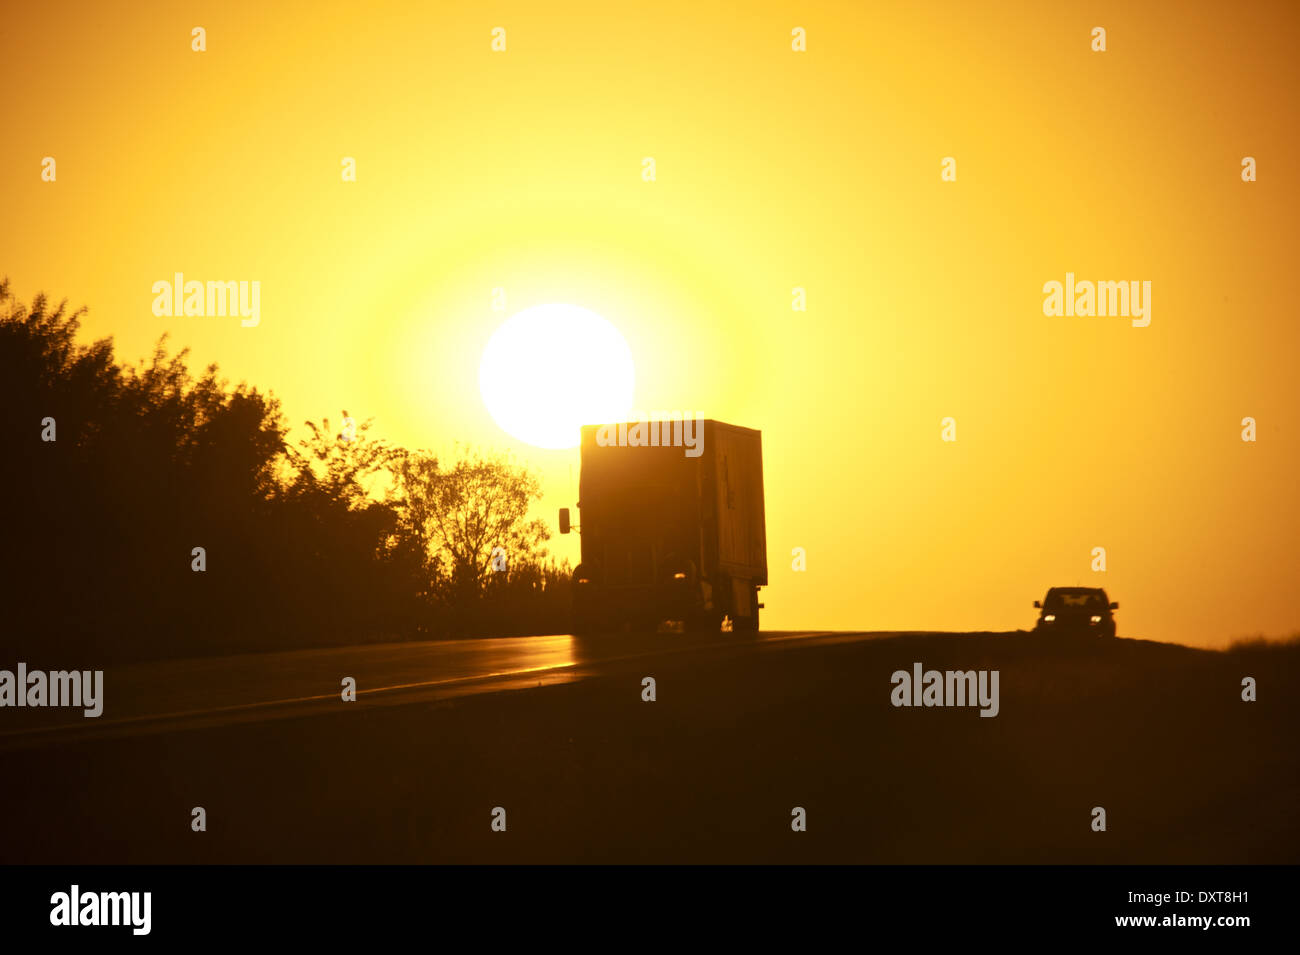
(0, 628, 896, 749)
(2, 628, 1295, 863)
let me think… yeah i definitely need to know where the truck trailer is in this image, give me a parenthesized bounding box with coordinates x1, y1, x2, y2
(559, 418, 767, 633)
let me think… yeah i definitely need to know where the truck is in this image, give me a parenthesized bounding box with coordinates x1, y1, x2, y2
(559, 418, 767, 633)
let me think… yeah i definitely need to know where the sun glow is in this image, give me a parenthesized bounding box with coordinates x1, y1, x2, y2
(479, 304, 635, 449)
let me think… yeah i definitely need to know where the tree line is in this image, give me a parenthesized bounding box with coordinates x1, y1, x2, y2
(0, 279, 570, 664)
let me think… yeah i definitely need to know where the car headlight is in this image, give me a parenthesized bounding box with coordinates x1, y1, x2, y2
(1043, 614, 1055, 622)
(1090, 615, 1102, 624)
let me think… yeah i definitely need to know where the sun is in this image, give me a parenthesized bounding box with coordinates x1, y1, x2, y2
(479, 303, 635, 449)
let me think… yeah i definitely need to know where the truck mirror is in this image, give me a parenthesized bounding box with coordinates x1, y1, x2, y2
(1110, 601, 1119, 610)
(559, 508, 571, 535)
(1033, 600, 1041, 608)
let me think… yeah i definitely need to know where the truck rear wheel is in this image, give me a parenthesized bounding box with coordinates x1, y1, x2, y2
(730, 584, 761, 632)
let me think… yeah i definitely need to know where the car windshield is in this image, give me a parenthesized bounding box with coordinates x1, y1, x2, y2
(1045, 591, 1106, 612)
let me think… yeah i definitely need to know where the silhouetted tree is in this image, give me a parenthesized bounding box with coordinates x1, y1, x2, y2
(0, 281, 291, 659)
(285, 415, 402, 509)
(390, 449, 566, 635)
(392, 449, 551, 594)
(0, 279, 568, 660)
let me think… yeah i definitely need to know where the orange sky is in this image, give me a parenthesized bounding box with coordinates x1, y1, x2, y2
(4, 0, 1298, 646)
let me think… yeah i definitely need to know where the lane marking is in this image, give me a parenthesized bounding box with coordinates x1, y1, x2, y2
(0, 662, 580, 743)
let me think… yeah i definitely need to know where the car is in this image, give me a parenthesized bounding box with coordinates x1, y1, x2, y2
(1033, 587, 1118, 638)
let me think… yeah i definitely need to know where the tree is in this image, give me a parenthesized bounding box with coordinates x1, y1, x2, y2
(1, 277, 568, 656)
(285, 414, 403, 510)
(392, 448, 551, 597)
